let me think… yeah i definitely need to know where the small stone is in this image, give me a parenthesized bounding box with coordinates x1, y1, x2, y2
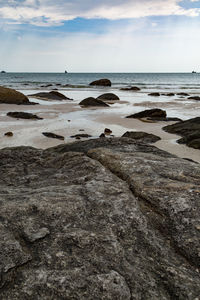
(4, 132, 13, 137)
(104, 128, 112, 135)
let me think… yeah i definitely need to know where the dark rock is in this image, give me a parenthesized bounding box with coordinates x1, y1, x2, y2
(122, 131, 161, 143)
(28, 91, 72, 101)
(177, 92, 189, 96)
(79, 97, 109, 107)
(188, 96, 200, 101)
(89, 79, 111, 86)
(104, 128, 112, 134)
(148, 92, 160, 96)
(147, 117, 182, 122)
(0, 86, 32, 105)
(120, 86, 141, 91)
(4, 132, 13, 137)
(161, 93, 175, 96)
(99, 133, 106, 138)
(7, 112, 43, 120)
(97, 93, 119, 101)
(42, 132, 64, 140)
(126, 108, 166, 119)
(0, 138, 200, 298)
(163, 117, 200, 149)
(41, 84, 53, 87)
(70, 134, 92, 139)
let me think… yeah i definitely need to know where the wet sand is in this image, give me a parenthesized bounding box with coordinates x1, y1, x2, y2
(0, 91, 199, 163)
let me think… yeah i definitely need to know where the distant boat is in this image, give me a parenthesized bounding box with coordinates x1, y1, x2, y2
(192, 71, 197, 73)
(65, 70, 68, 74)
(1, 71, 6, 73)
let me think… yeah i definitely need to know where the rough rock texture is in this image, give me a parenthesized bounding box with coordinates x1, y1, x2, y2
(163, 117, 200, 149)
(28, 91, 72, 101)
(0, 86, 32, 105)
(7, 112, 43, 120)
(126, 108, 166, 119)
(79, 97, 109, 107)
(89, 79, 111, 86)
(97, 93, 120, 101)
(0, 138, 200, 299)
(122, 131, 161, 143)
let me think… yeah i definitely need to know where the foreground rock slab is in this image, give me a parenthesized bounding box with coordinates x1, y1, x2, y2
(163, 117, 200, 149)
(122, 131, 161, 143)
(0, 138, 200, 299)
(0, 86, 34, 105)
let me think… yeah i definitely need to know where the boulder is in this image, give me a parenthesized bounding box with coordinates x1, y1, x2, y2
(89, 79, 111, 86)
(7, 112, 43, 120)
(188, 96, 200, 101)
(0, 138, 200, 298)
(148, 92, 160, 96)
(126, 108, 166, 119)
(97, 93, 119, 101)
(104, 128, 112, 134)
(42, 132, 64, 140)
(79, 97, 109, 107)
(28, 91, 72, 101)
(122, 131, 161, 143)
(161, 93, 175, 96)
(4, 132, 13, 137)
(0, 86, 32, 105)
(177, 92, 189, 96)
(163, 117, 200, 149)
(120, 86, 140, 91)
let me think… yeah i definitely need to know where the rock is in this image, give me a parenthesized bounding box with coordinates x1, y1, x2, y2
(120, 86, 141, 91)
(148, 92, 160, 96)
(70, 134, 92, 139)
(0, 86, 33, 105)
(40, 84, 53, 87)
(4, 132, 13, 137)
(99, 133, 106, 138)
(97, 93, 119, 101)
(147, 117, 182, 122)
(188, 96, 200, 101)
(79, 97, 109, 107)
(28, 91, 72, 101)
(161, 93, 175, 96)
(89, 79, 111, 86)
(163, 117, 200, 149)
(177, 92, 189, 96)
(104, 128, 112, 134)
(0, 138, 200, 298)
(42, 132, 65, 140)
(7, 112, 43, 120)
(126, 108, 166, 119)
(122, 131, 161, 143)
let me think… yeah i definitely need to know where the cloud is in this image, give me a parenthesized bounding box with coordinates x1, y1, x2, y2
(0, 0, 199, 26)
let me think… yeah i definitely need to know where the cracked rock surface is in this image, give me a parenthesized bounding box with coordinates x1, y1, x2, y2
(0, 138, 200, 299)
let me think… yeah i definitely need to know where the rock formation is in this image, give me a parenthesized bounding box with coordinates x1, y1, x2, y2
(89, 79, 111, 86)
(122, 131, 161, 143)
(97, 93, 119, 101)
(79, 97, 109, 107)
(0, 86, 33, 105)
(28, 91, 72, 101)
(7, 112, 43, 120)
(126, 108, 166, 119)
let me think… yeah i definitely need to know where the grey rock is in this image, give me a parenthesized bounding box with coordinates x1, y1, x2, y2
(28, 91, 72, 101)
(97, 93, 119, 101)
(122, 131, 161, 143)
(0, 138, 200, 299)
(126, 108, 166, 119)
(79, 97, 109, 107)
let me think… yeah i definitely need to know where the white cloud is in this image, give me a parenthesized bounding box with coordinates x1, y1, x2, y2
(0, 0, 199, 26)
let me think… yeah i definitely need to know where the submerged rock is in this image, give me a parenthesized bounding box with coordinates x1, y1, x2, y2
(122, 131, 161, 143)
(0, 86, 33, 105)
(7, 112, 43, 120)
(126, 108, 166, 119)
(148, 92, 160, 96)
(163, 117, 200, 149)
(70, 134, 92, 139)
(188, 96, 200, 101)
(89, 79, 111, 86)
(147, 117, 182, 122)
(97, 93, 119, 101)
(161, 93, 175, 96)
(28, 91, 72, 101)
(120, 86, 141, 91)
(42, 132, 64, 140)
(79, 97, 109, 107)
(177, 92, 189, 96)
(0, 138, 200, 298)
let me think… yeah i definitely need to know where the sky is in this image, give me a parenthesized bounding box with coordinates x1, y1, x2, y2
(0, 0, 200, 72)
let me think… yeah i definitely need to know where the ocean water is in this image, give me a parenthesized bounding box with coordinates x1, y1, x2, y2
(1, 72, 200, 92)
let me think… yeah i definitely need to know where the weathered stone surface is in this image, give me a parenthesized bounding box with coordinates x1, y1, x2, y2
(42, 132, 64, 140)
(126, 108, 166, 119)
(0, 86, 32, 105)
(89, 79, 111, 86)
(79, 97, 109, 107)
(97, 93, 119, 101)
(122, 131, 161, 143)
(0, 138, 200, 299)
(28, 91, 72, 101)
(163, 117, 200, 149)
(7, 112, 43, 120)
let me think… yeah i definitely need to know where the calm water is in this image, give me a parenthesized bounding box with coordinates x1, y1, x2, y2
(1, 72, 200, 92)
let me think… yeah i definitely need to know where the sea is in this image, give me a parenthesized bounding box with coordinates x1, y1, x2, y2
(1, 72, 200, 92)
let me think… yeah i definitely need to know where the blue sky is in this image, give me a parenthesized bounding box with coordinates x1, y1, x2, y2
(0, 0, 200, 72)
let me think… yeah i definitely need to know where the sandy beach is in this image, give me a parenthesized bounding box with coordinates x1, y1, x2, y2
(0, 88, 199, 163)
